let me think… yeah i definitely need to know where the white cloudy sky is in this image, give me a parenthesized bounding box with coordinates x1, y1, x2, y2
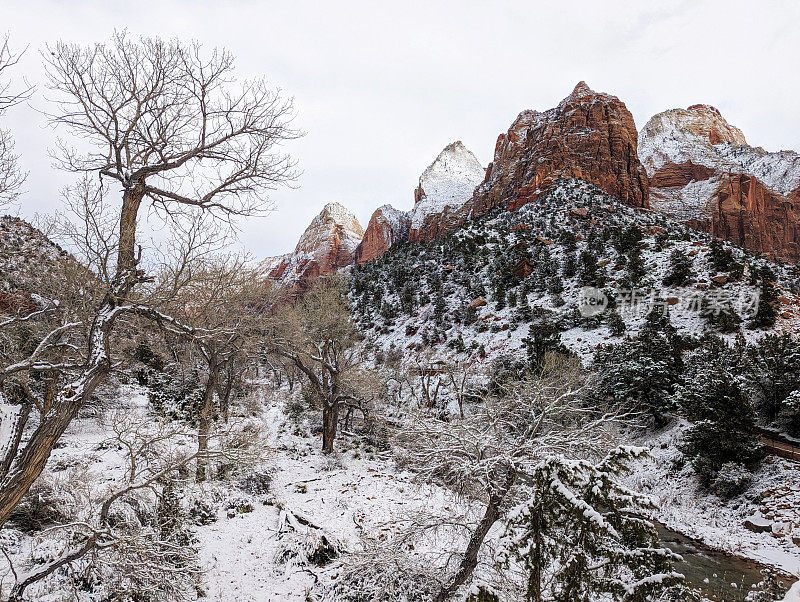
(2, 0, 798, 258)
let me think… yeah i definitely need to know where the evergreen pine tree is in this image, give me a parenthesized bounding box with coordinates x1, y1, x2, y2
(562, 251, 577, 279)
(400, 282, 416, 315)
(523, 313, 568, 372)
(677, 349, 764, 487)
(433, 293, 447, 323)
(743, 333, 800, 425)
(578, 250, 606, 288)
(606, 310, 626, 336)
(749, 265, 778, 329)
(623, 246, 647, 287)
(500, 448, 683, 602)
(594, 308, 681, 425)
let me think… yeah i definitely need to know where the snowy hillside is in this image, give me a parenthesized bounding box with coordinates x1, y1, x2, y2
(352, 178, 800, 367)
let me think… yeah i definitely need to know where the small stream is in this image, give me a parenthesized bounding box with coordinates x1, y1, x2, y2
(655, 523, 795, 601)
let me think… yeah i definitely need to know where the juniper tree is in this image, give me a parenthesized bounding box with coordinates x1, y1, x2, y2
(523, 312, 568, 373)
(562, 251, 577, 279)
(743, 333, 800, 425)
(663, 248, 692, 287)
(611, 224, 644, 255)
(578, 250, 606, 288)
(606, 310, 626, 336)
(677, 347, 763, 485)
(703, 303, 741, 333)
(709, 238, 742, 277)
(623, 246, 647, 287)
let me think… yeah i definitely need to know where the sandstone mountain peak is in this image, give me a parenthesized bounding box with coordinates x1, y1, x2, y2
(471, 81, 648, 217)
(566, 80, 596, 101)
(639, 105, 747, 177)
(414, 141, 484, 206)
(640, 104, 800, 261)
(266, 202, 364, 294)
(410, 141, 485, 242)
(354, 204, 412, 264)
(295, 202, 363, 254)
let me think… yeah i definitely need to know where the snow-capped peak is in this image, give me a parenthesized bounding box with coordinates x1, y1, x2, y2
(295, 202, 364, 255)
(411, 141, 485, 230)
(640, 105, 800, 196)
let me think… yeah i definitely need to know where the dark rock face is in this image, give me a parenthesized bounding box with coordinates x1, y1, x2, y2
(470, 82, 649, 219)
(649, 162, 717, 188)
(688, 174, 800, 263)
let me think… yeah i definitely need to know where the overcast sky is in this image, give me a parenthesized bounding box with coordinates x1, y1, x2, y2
(2, 0, 799, 258)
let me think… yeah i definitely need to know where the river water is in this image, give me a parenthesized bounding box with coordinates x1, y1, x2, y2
(655, 523, 796, 601)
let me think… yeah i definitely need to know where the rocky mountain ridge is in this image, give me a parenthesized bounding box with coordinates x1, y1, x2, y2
(268, 82, 800, 291)
(354, 141, 485, 264)
(470, 81, 649, 218)
(265, 202, 364, 293)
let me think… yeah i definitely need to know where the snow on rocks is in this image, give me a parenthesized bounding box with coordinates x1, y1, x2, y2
(409, 141, 485, 242)
(783, 581, 800, 601)
(640, 104, 800, 222)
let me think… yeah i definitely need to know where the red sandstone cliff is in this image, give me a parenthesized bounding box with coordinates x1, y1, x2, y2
(640, 104, 800, 261)
(470, 82, 649, 218)
(354, 205, 411, 264)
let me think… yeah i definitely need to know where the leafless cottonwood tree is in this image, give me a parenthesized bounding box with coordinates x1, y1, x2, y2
(445, 356, 479, 419)
(0, 35, 32, 207)
(395, 354, 622, 601)
(0, 32, 299, 526)
(158, 254, 272, 481)
(267, 277, 365, 453)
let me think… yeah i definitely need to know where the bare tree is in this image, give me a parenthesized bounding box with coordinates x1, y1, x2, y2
(396, 354, 623, 601)
(267, 277, 363, 453)
(0, 32, 299, 526)
(413, 352, 445, 410)
(0, 35, 32, 207)
(158, 255, 272, 481)
(444, 355, 479, 419)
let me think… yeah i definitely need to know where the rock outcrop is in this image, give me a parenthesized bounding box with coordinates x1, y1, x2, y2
(354, 205, 411, 264)
(640, 104, 800, 261)
(353, 141, 484, 263)
(409, 141, 485, 243)
(265, 202, 364, 292)
(688, 174, 800, 262)
(470, 82, 649, 218)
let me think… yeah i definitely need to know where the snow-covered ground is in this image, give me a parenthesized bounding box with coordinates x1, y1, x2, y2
(196, 394, 459, 601)
(2, 380, 798, 600)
